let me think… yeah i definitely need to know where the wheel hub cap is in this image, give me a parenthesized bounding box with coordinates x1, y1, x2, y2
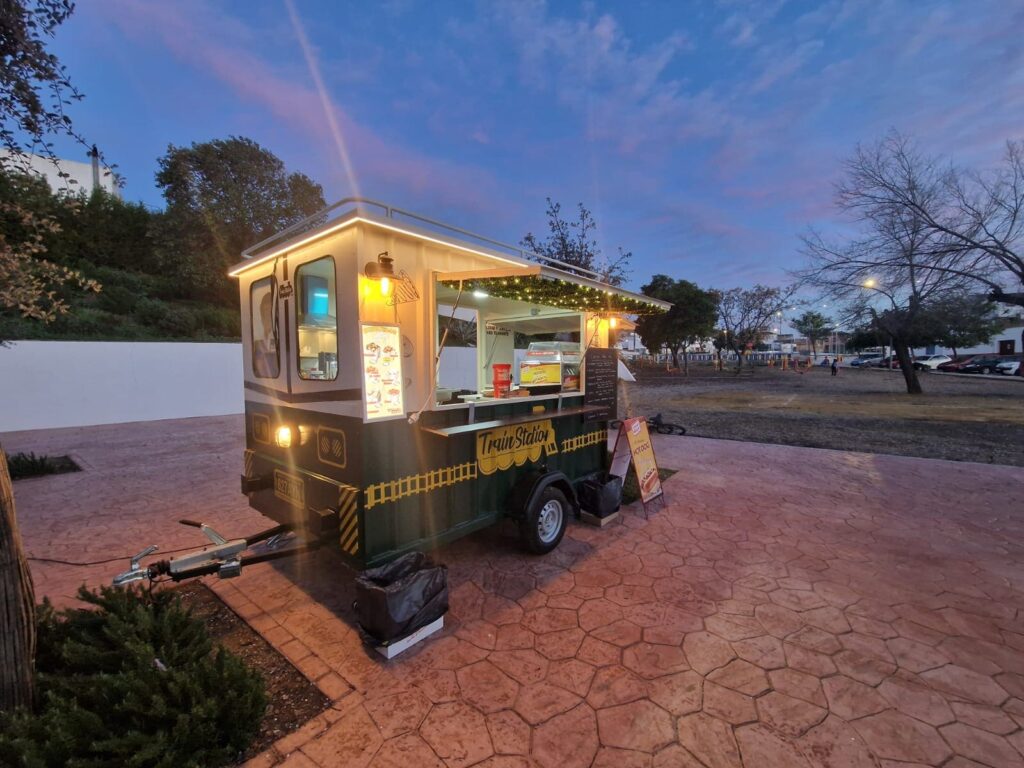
(537, 499, 563, 544)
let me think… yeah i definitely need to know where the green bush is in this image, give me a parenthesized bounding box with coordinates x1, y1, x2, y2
(0, 586, 266, 768)
(97, 285, 139, 315)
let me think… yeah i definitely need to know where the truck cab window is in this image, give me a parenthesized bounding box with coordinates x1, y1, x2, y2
(251, 277, 279, 378)
(295, 256, 338, 381)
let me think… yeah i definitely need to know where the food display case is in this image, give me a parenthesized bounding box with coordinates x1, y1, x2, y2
(519, 341, 581, 394)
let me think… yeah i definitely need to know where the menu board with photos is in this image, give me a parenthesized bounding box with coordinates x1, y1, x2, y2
(583, 347, 618, 422)
(361, 324, 404, 420)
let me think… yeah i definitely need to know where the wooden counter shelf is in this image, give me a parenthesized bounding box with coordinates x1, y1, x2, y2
(420, 404, 605, 438)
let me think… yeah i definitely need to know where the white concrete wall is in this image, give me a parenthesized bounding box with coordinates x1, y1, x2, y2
(0, 341, 243, 432)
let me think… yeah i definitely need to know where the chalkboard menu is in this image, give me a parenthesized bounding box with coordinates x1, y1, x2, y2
(583, 348, 618, 422)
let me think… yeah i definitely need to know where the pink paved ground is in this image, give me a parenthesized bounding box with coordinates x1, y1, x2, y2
(4, 415, 1024, 768)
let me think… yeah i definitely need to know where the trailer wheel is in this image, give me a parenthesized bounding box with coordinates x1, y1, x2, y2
(521, 486, 568, 554)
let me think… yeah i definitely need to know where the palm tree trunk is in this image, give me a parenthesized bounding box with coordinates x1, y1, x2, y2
(0, 448, 36, 711)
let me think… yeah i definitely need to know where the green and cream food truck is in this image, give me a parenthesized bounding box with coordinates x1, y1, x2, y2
(114, 198, 669, 585)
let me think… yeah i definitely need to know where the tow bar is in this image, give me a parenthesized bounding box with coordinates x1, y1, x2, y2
(113, 519, 321, 586)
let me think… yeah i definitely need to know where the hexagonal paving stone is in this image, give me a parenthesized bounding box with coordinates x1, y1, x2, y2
(652, 744, 704, 768)
(514, 681, 582, 725)
(605, 584, 658, 607)
(522, 607, 579, 634)
(784, 643, 837, 677)
(301, 704, 384, 768)
(703, 681, 756, 725)
(648, 670, 702, 716)
(622, 642, 690, 679)
(456, 660, 520, 713)
(578, 636, 622, 667)
(735, 723, 812, 768)
(707, 659, 770, 696)
(597, 700, 675, 753)
(886, 636, 950, 673)
(705, 613, 765, 642)
(677, 712, 742, 768)
(920, 664, 1009, 705)
(683, 630, 736, 674)
(364, 688, 433, 738)
(786, 626, 842, 655)
(755, 604, 804, 639)
(420, 701, 494, 768)
(852, 710, 952, 765)
(798, 714, 877, 768)
(768, 668, 827, 707)
(547, 658, 597, 697)
(587, 666, 649, 709)
(486, 710, 530, 755)
(535, 627, 586, 660)
(593, 746, 652, 768)
(951, 701, 1019, 735)
(592, 619, 644, 648)
(755, 691, 827, 738)
(489, 650, 550, 686)
(532, 703, 599, 768)
(820, 675, 888, 721)
(733, 635, 786, 670)
(939, 722, 1024, 768)
(877, 675, 955, 726)
(367, 733, 444, 768)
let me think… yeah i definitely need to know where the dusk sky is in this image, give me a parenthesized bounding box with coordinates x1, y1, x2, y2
(48, 0, 1024, 294)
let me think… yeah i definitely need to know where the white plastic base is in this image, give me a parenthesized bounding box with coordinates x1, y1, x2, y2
(374, 615, 444, 659)
(580, 510, 620, 527)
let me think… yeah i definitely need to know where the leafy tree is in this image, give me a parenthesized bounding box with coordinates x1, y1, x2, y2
(923, 293, 1002, 359)
(791, 311, 833, 359)
(717, 285, 794, 371)
(636, 275, 718, 374)
(521, 198, 631, 286)
(845, 325, 882, 353)
(154, 137, 325, 303)
(0, 1, 104, 340)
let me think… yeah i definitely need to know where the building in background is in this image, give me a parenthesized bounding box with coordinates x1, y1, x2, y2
(0, 146, 119, 197)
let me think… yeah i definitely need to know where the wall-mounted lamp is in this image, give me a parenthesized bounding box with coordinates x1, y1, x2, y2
(364, 252, 395, 297)
(609, 317, 618, 329)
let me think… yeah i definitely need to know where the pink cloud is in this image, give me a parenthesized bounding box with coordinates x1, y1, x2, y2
(95, 0, 504, 215)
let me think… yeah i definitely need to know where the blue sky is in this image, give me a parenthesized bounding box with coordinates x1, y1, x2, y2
(47, 0, 1024, 294)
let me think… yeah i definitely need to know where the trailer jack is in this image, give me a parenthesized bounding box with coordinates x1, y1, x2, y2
(113, 519, 322, 586)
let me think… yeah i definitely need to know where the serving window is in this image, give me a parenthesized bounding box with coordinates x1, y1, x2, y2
(295, 256, 338, 381)
(433, 277, 583, 407)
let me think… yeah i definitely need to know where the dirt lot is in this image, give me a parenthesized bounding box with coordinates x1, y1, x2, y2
(624, 364, 1024, 466)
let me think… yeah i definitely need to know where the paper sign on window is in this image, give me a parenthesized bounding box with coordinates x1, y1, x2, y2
(361, 324, 404, 420)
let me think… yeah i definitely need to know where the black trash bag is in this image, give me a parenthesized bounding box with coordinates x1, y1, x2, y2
(578, 472, 623, 518)
(353, 552, 448, 646)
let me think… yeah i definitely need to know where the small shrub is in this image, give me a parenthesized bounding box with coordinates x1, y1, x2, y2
(6, 452, 79, 480)
(0, 585, 266, 768)
(97, 284, 139, 315)
(156, 306, 199, 337)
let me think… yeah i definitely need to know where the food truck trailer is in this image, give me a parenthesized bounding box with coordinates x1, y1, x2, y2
(114, 198, 668, 585)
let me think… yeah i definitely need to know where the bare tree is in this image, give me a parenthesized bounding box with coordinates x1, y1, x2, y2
(717, 285, 794, 371)
(837, 134, 1024, 361)
(800, 136, 978, 394)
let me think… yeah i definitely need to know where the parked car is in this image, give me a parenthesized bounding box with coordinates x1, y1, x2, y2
(997, 360, 1021, 375)
(849, 354, 882, 367)
(912, 354, 951, 371)
(961, 356, 1005, 375)
(937, 356, 979, 373)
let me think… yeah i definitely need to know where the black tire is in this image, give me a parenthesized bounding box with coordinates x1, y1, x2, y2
(521, 486, 569, 555)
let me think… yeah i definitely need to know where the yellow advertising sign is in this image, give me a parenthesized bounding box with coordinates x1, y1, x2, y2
(520, 362, 561, 385)
(476, 420, 558, 475)
(623, 417, 663, 503)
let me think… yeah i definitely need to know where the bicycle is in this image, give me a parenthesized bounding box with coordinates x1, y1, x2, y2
(610, 413, 687, 435)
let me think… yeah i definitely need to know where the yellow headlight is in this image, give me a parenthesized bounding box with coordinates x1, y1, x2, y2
(274, 425, 293, 448)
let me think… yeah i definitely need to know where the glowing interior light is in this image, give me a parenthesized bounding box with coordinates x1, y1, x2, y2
(380, 276, 391, 296)
(274, 425, 293, 448)
(473, 290, 489, 299)
(610, 317, 618, 329)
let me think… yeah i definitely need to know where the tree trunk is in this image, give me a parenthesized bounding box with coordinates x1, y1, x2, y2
(670, 347, 679, 370)
(682, 349, 689, 377)
(892, 339, 923, 395)
(0, 447, 36, 711)
(950, 345, 958, 360)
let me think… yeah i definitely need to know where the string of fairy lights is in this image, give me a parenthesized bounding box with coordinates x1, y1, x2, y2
(439, 275, 667, 315)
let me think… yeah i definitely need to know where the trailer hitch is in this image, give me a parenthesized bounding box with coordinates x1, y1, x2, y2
(113, 520, 321, 586)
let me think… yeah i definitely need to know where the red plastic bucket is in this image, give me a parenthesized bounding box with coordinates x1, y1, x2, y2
(492, 364, 512, 397)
